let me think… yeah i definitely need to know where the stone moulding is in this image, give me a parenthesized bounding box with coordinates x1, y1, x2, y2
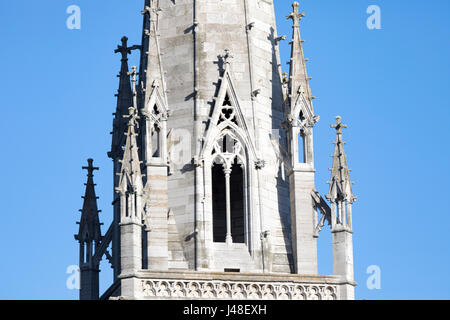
(141, 279, 338, 300)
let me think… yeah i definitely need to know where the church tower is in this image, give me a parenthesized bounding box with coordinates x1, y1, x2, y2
(75, 1, 357, 300)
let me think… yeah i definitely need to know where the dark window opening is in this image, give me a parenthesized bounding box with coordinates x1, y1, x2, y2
(212, 163, 226, 242)
(298, 111, 306, 163)
(211, 159, 245, 244)
(153, 105, 160, 116)
(152, 124, 161, 158)
(230, 160, 245, 243)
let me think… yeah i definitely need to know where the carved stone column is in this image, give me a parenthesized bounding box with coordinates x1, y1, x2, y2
(224, 168, 233, 246)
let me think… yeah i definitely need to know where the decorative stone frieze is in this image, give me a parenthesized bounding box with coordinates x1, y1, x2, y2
(141, 279, 337, 300)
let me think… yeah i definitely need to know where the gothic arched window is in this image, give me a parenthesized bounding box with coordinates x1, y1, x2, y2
(211, 130, 247, 245)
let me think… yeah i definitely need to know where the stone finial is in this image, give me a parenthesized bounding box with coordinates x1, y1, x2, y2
(222, 49, 234, 64)
(124, 106, 140, 130)
(331, 116, 348, 135)
(115, 36, 130, 60)
(282, 72, 289, 84)
(129, 66, 138, 86)
(82, 158, 99, 178)
(115, 36, 141, 60)
(287, 2, 306, 26)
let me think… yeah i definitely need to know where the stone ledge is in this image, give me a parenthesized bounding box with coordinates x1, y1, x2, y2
(132, 270, 343, 284)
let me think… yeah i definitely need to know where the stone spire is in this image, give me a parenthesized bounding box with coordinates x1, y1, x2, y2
(326, 116, 356, 208)
(115, 67, 144, 223)
(141, 0, 168, 106)
(287, 2, 312, 103)
(285, 3, 319, 275)
(326, 117, 356, 299)
(115, 68, 145, 286)
(75, 158, 102, 300)
(110, 36, 141, 160)
(138, 0, 151, 83)
(76, 159, 102, 244)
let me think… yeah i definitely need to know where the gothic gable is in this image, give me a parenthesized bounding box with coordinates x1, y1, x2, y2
(143, 80, 169, 124)
(200, 62, 257, 161)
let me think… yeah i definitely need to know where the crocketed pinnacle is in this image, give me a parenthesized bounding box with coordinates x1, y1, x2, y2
(326, 116, 356, 203)
(141, 0, 168, 106)
(116, 68, 144, 197)
(110, 36, 140, 160)
(76, 159, 102, 243)
(287, 2, 312, 103)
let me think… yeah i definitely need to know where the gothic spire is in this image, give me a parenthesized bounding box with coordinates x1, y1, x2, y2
(287, 2, 312, 105)
(326, 116, 356, 203)
(141, 0, 168, 107)
(109, 36, 141, 160)
(116, 67, 144, 202)
(75, 159, 102, 243)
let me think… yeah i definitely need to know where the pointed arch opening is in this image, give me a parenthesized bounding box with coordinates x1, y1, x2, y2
(212, 157, 245, 244)
(151, 123, 161, 158)
(210, 129, 248, 245)
(200, 66, 260, 259)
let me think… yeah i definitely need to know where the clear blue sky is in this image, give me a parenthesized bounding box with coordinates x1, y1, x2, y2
(0, 0, 448, 300)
